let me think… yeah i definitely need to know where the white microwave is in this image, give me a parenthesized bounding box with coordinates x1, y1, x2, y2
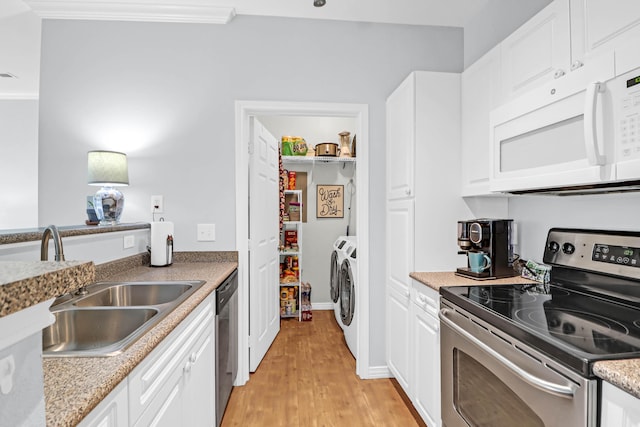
(489, 44, 640, 194)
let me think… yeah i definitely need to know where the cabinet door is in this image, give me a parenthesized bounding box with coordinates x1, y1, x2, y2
(461, 46, 502, 196)
(412, 302, 441, 427)
(386, 73, 415, 200)
(133, 377, 183, 427)
(501, 0, 571, 101)
(386, 199, 414, 297)
(78, 380, 128, 427)
(600, 381, 640, 427)
(571, 0, 640, 62)
(184, 323, 216, 426)
(386, 285, 411, 394)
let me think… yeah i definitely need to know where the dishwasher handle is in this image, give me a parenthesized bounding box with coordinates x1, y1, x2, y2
(439, 308, 577, 399)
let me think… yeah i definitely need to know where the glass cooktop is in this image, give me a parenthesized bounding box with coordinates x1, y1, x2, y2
(440, 282, 640, 377)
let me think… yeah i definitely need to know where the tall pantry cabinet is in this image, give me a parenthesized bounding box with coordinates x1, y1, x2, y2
(385, 71, 471, 427)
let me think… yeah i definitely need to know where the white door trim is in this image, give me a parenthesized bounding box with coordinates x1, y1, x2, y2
(235, 100, 370, 384)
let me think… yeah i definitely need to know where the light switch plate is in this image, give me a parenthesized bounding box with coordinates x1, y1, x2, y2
(197, 224, 215, 241)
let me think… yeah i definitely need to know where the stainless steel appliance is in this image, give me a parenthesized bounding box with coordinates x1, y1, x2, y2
(456, 219, 516, 280)
(440, 228, 640, 427)
(216, 270, 238, 427)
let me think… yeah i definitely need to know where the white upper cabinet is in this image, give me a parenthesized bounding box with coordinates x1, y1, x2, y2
(461, 46, 503, 196)
(386, 74, 416, 200)
(500, 0, 571, 101)
(500, 0, 640, 103)
(570, 0, 640, 62)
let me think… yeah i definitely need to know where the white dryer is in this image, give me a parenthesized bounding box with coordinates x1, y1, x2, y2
(340, 241, 357, 358)
(331, 236, 355, 330)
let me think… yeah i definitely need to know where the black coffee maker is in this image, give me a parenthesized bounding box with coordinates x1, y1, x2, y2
(456, 219, 516, 279)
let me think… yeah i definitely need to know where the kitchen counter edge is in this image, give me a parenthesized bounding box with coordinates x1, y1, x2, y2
(44, 256, 238, 427)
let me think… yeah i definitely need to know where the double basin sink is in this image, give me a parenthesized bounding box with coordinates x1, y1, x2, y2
(43, 280, 206, 357)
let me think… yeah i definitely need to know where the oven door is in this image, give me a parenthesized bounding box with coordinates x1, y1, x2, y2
(439, 304, 597, 427)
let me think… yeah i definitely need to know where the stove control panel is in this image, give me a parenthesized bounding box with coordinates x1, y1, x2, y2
(593, 244, 640, 268)
(544, 228, 640, 280)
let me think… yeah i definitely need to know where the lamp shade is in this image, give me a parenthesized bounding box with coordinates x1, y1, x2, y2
(87, 150, 129, 186)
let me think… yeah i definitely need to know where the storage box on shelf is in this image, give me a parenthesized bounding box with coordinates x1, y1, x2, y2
(280, 190, 303, 320)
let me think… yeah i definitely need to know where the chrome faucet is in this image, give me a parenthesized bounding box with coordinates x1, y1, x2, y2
(41, 225, 65, 261)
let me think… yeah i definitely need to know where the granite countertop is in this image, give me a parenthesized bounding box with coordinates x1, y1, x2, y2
(411, 271, 640, 401)
(593, 359, 640, 399)
(0, 223, 150, 245)
(43, 253, 238, 427)
(0, 261, 95, 317)
(410, 271, 535, 291)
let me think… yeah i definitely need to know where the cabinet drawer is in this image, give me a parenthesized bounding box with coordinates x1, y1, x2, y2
(411, 280, 439, 317)
(128, 296, 215, 422)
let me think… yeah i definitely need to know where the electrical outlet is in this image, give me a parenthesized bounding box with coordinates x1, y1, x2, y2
(151, 195, 164, 213)
(197, 224, 215, 241)
(123, 235, 135, 249)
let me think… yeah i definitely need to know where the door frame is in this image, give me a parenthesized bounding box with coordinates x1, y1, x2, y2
(235, 100, 370, 384)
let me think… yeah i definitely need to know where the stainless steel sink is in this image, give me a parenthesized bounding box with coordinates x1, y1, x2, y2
(42, 280, 206, 357)
(74, 283, 193, 307)
(43, 308, 158, 356)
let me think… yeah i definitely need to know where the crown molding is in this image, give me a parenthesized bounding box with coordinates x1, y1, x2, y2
(24, 1, 236, 24)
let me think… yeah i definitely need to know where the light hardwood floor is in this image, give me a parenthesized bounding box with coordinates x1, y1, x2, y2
(222, 310, 425, 427)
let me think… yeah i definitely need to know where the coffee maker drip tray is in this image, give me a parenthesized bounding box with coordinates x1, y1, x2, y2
(455, 267, 496, 280)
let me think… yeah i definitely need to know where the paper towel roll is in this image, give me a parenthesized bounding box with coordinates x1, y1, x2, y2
(150, 221, 174, 266)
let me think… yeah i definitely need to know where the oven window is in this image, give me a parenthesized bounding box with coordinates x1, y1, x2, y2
(453, 349, 544, 427)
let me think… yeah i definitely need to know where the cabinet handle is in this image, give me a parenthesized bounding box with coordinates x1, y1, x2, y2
(405, 188, 411, 196)
(584, 81, 606, 166)
(190, 353, 197, 363)
(553, 69, 566, 79)
(184, 361, 192, 374)
(570, 60, 584, 71)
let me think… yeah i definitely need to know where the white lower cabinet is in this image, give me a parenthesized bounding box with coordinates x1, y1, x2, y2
(601, 381, 640, 427)
(410, 281, 441, 427)
(386, 285, 412, 394)
(78, 380, 128, 427)
(129, 295, 216, 426)
(81, 293, 216, 426)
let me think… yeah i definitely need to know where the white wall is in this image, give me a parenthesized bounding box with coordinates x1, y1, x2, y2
(258, 115, 357, 306)
(38, 16, 463, 367)
(463, 0, 552, 68)
(0, 99, 39, 229)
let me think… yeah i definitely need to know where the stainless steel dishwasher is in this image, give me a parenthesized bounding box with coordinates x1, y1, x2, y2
(216, 269, 238, 427)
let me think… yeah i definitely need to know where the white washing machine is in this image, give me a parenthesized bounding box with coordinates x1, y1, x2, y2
(331, 236, 355, 330)
(340, 242, 357, 358)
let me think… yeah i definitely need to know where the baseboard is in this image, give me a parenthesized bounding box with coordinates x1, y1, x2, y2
(311, 302, 333, 310)
(366, 365, 392, 379)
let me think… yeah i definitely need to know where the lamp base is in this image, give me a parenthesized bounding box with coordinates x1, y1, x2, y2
(93, 186, 125, 226)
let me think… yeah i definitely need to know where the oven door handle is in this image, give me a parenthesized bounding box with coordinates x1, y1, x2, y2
(439, 308, 577, 399)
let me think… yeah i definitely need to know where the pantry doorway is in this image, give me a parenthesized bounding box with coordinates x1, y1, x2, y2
(235, 100, 370, 385)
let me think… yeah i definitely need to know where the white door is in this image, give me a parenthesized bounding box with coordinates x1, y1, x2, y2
(249, 117, 280, 372)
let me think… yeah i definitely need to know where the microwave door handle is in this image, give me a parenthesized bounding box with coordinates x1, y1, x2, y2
(584, 81, 606, 166)
(439, 308, 577, 399)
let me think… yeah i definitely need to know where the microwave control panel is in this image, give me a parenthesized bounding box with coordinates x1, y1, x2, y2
(618, 73, 640, 161)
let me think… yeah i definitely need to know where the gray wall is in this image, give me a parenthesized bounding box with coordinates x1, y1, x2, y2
(0, 99, 38, 229)
(38, 16, 463, 368)
(508, 193, 640, 263)
(463, 0, 552, 68)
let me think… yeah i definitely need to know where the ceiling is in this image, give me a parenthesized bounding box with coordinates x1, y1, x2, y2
(0, 0, 490, 97)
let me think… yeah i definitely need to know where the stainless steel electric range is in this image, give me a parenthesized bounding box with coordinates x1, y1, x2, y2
(439, 228, 640, 427)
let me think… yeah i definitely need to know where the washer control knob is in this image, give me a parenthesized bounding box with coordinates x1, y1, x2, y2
(562, 243, 575, 254)
(548, 241, 560, 253)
